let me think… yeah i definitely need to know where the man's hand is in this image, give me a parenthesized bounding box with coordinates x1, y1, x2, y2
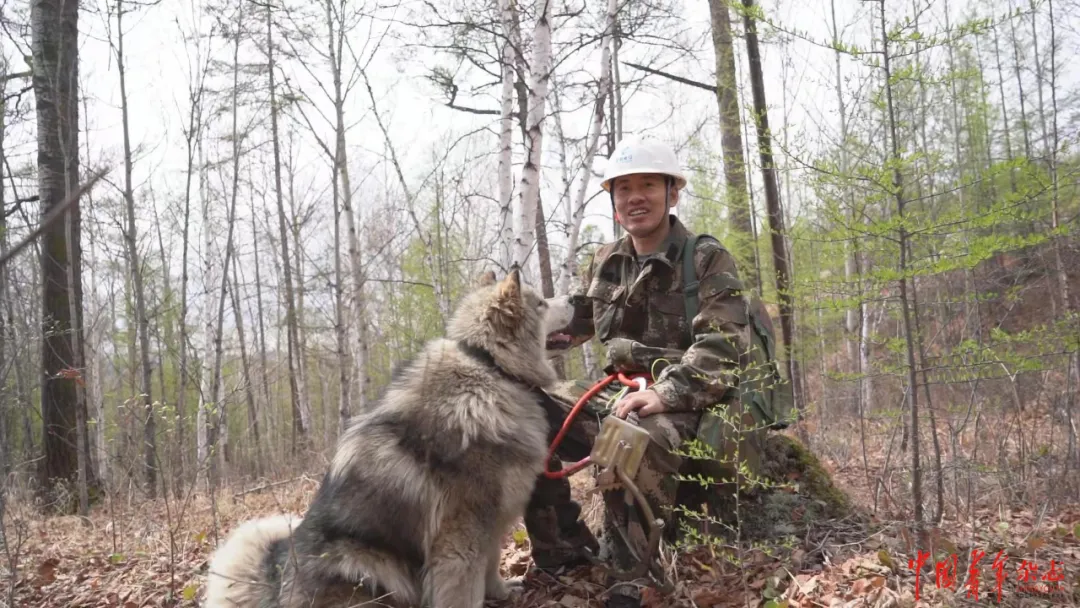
(614, 389, 667, 419)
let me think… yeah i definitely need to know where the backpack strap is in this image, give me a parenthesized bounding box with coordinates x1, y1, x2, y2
(681, 234, 720, 348)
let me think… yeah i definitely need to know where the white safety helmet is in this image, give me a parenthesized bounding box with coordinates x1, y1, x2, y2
(600, 137, 688, 192)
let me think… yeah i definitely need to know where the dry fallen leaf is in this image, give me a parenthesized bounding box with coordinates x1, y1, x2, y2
(35, 558, 59, 587)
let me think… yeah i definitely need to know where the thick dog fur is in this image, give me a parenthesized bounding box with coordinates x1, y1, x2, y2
(204, 270, 573, 608)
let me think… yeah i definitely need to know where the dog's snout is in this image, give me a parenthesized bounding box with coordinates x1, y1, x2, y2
(543, 296, 575, 332)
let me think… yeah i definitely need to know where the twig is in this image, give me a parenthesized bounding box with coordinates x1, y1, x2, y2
(623, 61, 715, 92)
(232, 476, 306, 498)
(0, 167, 110, 269)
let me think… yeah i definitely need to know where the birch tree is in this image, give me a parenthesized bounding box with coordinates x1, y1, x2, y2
(511, 0, 552, 277)
(497, 0, 516, 272)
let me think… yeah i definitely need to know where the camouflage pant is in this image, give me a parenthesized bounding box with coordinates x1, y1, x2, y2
(524, 379, 702, 573)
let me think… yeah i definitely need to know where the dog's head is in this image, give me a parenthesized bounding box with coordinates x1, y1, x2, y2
(449, 269, 570, 382)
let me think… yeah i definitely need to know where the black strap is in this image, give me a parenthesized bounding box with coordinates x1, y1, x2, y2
(456, 340, 534, 389)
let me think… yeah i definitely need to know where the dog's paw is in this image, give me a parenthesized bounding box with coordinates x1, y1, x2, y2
(485, 576, 524, 601)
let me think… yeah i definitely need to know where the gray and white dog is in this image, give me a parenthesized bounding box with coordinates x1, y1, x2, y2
(204, 269, 574, 608)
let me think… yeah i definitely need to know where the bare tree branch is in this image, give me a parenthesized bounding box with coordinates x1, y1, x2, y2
(622, 61, 714, 92)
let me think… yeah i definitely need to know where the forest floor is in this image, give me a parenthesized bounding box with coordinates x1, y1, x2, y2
(4, 422, 1080, 608)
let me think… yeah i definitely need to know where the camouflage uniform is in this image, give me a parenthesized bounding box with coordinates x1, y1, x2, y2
(525, 215, 766, 580)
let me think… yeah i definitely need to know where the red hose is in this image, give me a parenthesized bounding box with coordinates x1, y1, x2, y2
(542, 372, 653, 479)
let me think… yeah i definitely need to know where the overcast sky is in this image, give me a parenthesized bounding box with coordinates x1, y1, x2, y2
(4, 0, 1075, 295)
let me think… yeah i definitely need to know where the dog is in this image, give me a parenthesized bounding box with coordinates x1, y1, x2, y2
(204, 269, 574, 608)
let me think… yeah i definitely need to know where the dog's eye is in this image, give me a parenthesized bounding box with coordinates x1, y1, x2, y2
(538, 300, 548, 309)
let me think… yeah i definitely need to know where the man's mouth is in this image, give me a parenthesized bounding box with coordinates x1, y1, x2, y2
(626, 208, 650, 218)
(545, 332, 572, 351)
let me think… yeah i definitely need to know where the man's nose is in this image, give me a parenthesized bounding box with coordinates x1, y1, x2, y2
(626, 189, 647, 204)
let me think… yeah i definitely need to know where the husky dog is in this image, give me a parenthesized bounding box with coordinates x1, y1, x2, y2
(205, 269, 573, 608)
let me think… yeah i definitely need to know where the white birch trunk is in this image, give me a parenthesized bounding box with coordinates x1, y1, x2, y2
(560, 0, 615, 297)
(552, 83, 571, 293)
(512, 0, 553, 277)
(497, 0, 516, 272)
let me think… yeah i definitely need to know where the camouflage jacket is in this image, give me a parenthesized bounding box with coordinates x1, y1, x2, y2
(565, 216, 752, 412)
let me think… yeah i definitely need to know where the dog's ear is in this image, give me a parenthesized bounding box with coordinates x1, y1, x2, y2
(492, 268, 523, 321)
(474, 270, 497, 287)
(497, 268, 522, 302)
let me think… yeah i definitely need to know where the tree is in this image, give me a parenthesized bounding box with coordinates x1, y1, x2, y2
(496, 0, 517, 272)
(34, 0, 95, 507)
(111, 0, 158, 499)
(876, 0, 924, 529)
(265, 0, 309, 454)
(511, 0, 553, 279)
(741, 0, 802, 418)
(707, 0, 751, 240)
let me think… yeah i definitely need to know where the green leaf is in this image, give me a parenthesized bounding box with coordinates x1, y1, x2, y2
(512, 528, 529, 546)
(878, 549, 897, 572)
(109, 553, 125, 564)
(996, 521, 1009, 534)
(764, 600, 788, 608)
(1073, 523, 1080, 539)
(182, 584, 198, 601)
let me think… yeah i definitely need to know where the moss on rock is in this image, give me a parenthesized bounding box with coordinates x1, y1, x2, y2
(673, 432, 856, 546)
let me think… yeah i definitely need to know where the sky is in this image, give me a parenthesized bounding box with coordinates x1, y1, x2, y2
(2, 0, 1076, 331)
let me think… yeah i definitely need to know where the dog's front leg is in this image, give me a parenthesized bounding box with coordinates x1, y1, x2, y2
(425, 534, 485, 608)
(484, 536, 511, 600)
(484, 522, 523, 601)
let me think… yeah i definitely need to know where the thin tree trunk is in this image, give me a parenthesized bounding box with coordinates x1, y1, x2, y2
(512, 0, 552, 276)
(331, 121, 349, 436)
(830, 0, 860, 380)
(114, 0, 157, 499)
(322, 0, 364, 421)
(1028, 1, 1050, 164)
(250, 195, 272, 446)
(991, 23, 1017, 194)
(497, 0, 516, 271)
(1007, 1, 1033, 160)
(708, 0, 750, 238)
(196, 134, 214, 485)
(0, 110, 9, 478)
(286, 142, 312, 435)
(1043, 0, 1074, 466)
(741, 0, 802, 417)
(175, 61, 204, 500)
(877, 0, 923, 530)
(266, 1, 307, 454)
(561, 0, 614, 297)
(230, 243, 262, 476)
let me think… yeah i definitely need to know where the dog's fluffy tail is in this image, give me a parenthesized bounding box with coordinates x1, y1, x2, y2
(204, 514, 301, 608)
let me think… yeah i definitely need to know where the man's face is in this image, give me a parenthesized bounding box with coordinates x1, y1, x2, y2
(612, 173, 678, 237)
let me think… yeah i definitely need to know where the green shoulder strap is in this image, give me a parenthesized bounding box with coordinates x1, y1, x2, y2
(682, 233, 719, 348)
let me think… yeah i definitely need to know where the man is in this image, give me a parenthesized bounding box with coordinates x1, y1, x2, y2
(524, 137, 767, 607)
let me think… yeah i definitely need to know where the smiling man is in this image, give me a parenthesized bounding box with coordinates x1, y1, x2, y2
(525, 137, 770, 608)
